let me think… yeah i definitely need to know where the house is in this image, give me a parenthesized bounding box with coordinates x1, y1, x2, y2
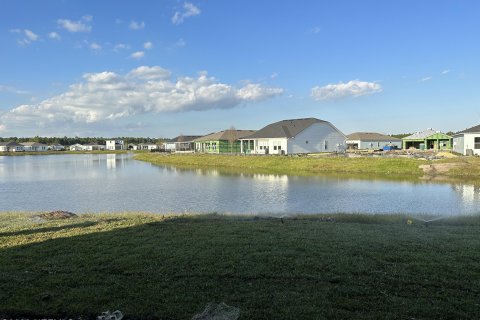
(165, 135, 202, 152)
(49, 144, 65, 151)
(402, 129, 452, 150)
(239, 118, 346, 155)
(82, 142, 106, 151)
(69, 144, 84, 151)
(453, 124, 480, 155)
(21, 142, 48, 152)
(137, 143, 159, 151)
(346, 132, 402, 150)
(0, 141, 24, 152)
(195, 130, 256, 153)
(106, 140, 124, 150)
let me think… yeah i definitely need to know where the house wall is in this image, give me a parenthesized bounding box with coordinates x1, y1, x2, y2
(456, 133, 480, 155)
(453, 135, 464, 154)
(346, 140, 402, 150)
(287, 122, 346, 154)
(251, 138, 288, 155)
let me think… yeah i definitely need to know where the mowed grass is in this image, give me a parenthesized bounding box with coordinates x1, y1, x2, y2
(1, 213, 480, 319)
(135, 153, 426, 177)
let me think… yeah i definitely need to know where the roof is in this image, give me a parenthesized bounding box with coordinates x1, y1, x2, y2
(346, 132, 401, 141)
(138, 143, 157, 146)
(403, 129, 452, 140)
(242, 118, 327, 139)
(195, 130, 256, 142)
(168, 135, 203, 143)
(0, 141, 22, 147)
(458, 124, 480, 134)
(20, 142, 47, 147)
(83, 142, 103, 146)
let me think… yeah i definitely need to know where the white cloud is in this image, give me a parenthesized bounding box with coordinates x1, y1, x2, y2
(0, 66, 283, 134)
(441, 70, 450, 75)
(130, 51, 145, 59)
(420, 76, 432, 82)
(175, 38, 186, 47)
(143, 41, 153, 49)
(0, 124, 6, 133)
(82, 15, 93, 22)
(270, 72, 278, 79)
(90, 42, 102, 50)
(49, 32, 61, 40)
(310, 27, 321, 34)
(114, 43, 130, 52)
(0, 85, 28, 95)
(57, 17, 92, 32)
(129, 20, 145, 30)
(9, 28, 21, 33)
(172, 2, 201, 25)
(24, 29, 38, 41)
(311, 80, 382, 101)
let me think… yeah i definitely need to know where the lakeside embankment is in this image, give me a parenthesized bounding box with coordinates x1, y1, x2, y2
(135, 153, 480, 180)
(1, 212, 479, 319)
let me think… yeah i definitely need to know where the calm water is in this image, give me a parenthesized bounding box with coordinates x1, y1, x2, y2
(0, 153, 479, 216)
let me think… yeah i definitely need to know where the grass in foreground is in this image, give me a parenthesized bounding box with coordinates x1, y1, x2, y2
(1, 212, 480, 319)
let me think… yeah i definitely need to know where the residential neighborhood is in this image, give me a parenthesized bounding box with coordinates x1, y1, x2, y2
(1, 118, 480, 156)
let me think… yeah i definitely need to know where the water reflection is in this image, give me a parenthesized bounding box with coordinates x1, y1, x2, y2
(0, 154, 479, 215)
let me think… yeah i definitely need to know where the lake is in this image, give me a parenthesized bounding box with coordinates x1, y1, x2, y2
(0, 153, 479, 216)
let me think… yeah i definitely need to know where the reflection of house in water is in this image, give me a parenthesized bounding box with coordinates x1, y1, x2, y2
(452, 184, 480, 203)
(106, 154, 126, 169)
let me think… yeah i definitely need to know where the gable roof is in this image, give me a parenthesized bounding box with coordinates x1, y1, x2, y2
(346, 132, 401, 141)
(0, 141, 22, 147)
(20, 142, 47, 147)
(168, 135, 203, 143)
(195, 130, 256, 142)
(458, 124, 480, 134)
(243, 118, 328, 139)
(403, 129, 452, 140)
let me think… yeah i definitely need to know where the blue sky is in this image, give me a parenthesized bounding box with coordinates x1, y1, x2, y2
(1, 0, 479, 138)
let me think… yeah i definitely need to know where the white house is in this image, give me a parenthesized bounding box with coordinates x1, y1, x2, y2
(106, 140, 124, 150)
(69, 144, 84, 151)
(346, 132, 402, 150)
(82, 143, 106, 151)
(453, 124, 480, 155)
(137, 143, 159, 151)
(0, 141, 24, 152)
(239, 118, 346, 155)
(21, 142, 48, 152)
(164, 135, 202, 152)
(49, 144, 65, 151)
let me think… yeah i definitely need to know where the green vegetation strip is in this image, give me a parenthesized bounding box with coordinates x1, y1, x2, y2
(135, 153, 426, 176)
(1, 212, 479, 319)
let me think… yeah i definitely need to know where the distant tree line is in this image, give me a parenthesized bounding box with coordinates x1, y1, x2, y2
(0, 136, 167, 146)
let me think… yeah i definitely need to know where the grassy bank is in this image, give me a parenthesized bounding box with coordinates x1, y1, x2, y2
(135, 153, 426, 177)
(1, 212, 479, 319)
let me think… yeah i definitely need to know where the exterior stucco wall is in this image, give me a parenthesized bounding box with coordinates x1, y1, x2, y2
(287, 122, 346, 154)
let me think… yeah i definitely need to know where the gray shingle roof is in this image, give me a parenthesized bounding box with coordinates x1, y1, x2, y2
(195, 130, 256, 142)
(0, 141, 22, 147)
(403, 129, 451, 140)
(458, 124, 480, 134)
(242, 118, 327, 139)
(346, 132, 401, 141)
(20, 142, 47, 147)
(168, 135, 203, 143)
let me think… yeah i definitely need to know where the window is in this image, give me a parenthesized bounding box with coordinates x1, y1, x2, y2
(306, 140, 309, 144)
(273, 146, 277, 150)
(475, 137, 480, 149)
(324, 140, 328, 150)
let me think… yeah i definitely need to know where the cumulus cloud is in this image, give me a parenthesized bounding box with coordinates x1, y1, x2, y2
(57, 16, 92, 32)
(90, 42, 102, 50)
(131, 51, 145, 59)
(172, 2, 201, 25)
(311, 80, 382, 101)
(14, 29, 39, 46)
(113, 43, 130, 52)
(143, 41, 153, 49)
(129, 20, 145, 30)
(49, 32, 61, 40)
(0, 66, 283, 133)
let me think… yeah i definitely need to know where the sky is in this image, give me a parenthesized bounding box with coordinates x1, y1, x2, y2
(1, 0, 480, 138)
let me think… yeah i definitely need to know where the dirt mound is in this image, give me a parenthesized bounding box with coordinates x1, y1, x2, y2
(37, 211, 78, 220)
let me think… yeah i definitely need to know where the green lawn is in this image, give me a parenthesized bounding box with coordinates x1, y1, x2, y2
(1, 213, 479, 319)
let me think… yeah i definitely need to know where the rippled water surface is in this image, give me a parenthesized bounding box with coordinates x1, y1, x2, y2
(0, 154, 479, 216)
